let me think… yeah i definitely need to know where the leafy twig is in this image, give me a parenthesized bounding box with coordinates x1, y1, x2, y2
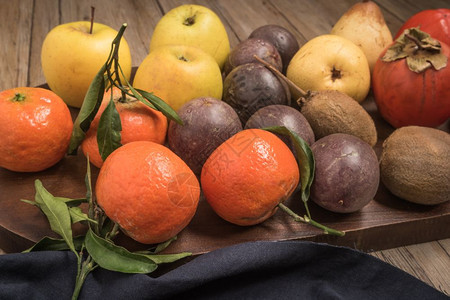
(68, 23, 181, 162)
(278, 203, 344, 236)
(22, 158, 192, 299)
(263, 126, 344, 237)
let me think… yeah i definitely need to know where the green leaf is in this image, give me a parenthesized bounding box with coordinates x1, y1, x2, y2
(263, 126, 315, 212)
(127, 81, 153, 106)
(133, 93, 157, 111)
(22, 197, 86, 208)
(153, 236, 178, 253)
(20, 199, 38, 206)
(55, 197, 87, 207)
(84, 229, 158, 274)
(23, 236, 85, 253)
(97, 98, 122, 161)
(135, 88, 183, 125)
(79, 73, 107, 134)
(142, 252, 191, 264)
(69, 206, 97, 224)
(134, 236, 178, 255)
(67, 65, 107, 155)
(33, 180, 75, 252)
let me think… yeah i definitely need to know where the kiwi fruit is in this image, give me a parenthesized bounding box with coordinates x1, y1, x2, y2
(252, 56, 377, 146)
(380, 126, 450, 205)
(298, 90, 377, 147)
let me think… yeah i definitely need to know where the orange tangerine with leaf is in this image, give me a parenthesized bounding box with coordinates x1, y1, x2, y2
(81, 87, 168, 168)
(201, 128, 300, 226)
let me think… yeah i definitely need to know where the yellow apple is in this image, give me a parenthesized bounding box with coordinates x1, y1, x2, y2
(149, 4, 230, 70)
(41, 21, 132, 108)
(287, 34, 370, 103)
(133, 44, 223, 112)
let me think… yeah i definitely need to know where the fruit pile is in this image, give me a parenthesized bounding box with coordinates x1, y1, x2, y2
(1, 2, 449, 289)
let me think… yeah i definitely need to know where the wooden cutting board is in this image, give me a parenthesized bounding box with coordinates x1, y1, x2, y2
(1, 90, 449, 254)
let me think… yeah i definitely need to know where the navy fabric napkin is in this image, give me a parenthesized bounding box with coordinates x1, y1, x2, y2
(0, 240, 447, 299)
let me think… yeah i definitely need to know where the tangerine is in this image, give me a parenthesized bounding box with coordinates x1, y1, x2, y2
(81, 87, 168, 168)
(95, 141, 200, 244)
(0, 87, 73, 172)
(201, 128, 300, 226)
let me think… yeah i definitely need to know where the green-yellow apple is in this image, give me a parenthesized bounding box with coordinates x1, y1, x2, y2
(133, 44, 223, 112)
(287, 34, 370, 103)
(41, 21, 132, 108)
(149, 4, 230, 70)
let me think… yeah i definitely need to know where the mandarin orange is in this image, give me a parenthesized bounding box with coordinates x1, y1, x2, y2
(0, 87, 73, 172)
(95, 141, 200, 244)
(81, 87, 168, 168)
(201, 128, 300, 226)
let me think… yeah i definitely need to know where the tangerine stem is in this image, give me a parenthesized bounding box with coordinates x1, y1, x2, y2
(301, 194, 312, 219)
(72, 255, 97, 300)
(12, 93, 26, 102)
(106, 223, 120, 240)
(104, 23, 127, 99)
(278, 202, 306, 222)
(278, 203, 345, 236)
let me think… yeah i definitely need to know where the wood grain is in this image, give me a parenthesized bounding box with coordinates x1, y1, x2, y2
(371, 239, 450, 295)
(0, 0, 449, 296)
(0, 0, 33, 89)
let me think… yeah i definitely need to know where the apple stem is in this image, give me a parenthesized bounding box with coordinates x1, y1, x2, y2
(183, 15, 196, 26)
(253, 55, 308, 98)
(89, 6, 95, 34)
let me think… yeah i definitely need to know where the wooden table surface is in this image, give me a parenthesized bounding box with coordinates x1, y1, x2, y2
(1, 0, 449, 296)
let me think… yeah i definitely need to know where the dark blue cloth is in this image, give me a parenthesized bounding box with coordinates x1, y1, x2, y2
(0, 241, 447, 299)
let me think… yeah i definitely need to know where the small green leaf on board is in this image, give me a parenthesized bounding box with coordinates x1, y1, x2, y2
(33, 180, 75, 252)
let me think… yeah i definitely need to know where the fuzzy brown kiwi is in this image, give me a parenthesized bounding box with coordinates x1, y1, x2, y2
(380, 126, 450, 205)
(298, 90, 378, 147)
(253, 55, 377, 147)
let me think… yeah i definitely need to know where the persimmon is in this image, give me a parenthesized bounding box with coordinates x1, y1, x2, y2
(395, 9, 450, 46)
(372, 28, 450, 128)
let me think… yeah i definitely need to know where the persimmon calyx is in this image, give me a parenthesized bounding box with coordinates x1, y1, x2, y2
(382, 27, 447, 73)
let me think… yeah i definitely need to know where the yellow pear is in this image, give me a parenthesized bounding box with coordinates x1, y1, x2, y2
(331, 0, 393, 73)
(287, 34, 371, 103)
